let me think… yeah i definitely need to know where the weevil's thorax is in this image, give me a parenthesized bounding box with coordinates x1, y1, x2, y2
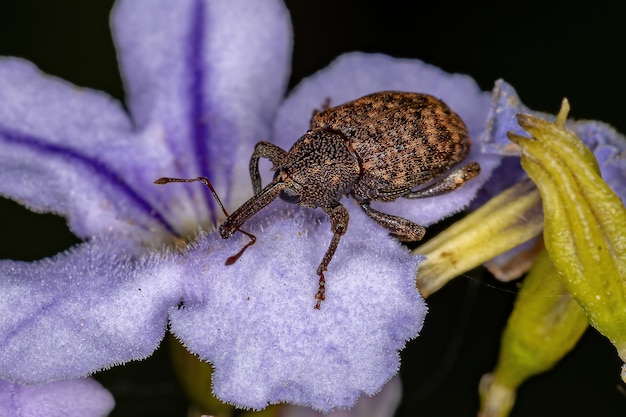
(279, 129, 360, 208)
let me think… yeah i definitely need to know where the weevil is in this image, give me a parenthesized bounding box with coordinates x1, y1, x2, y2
(157, 91, 480, 309)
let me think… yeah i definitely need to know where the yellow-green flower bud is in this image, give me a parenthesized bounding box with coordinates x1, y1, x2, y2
(508, 100, 626, 381)
(414, 180, 543, 297)
(479, 249, 588, 417)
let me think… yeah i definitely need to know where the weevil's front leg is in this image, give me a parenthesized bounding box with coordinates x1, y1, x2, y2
(358, 201, 425, 242)
(315, 204, 349, 309)
(404, 162, 480, 199)
(250, 141, 288, 194)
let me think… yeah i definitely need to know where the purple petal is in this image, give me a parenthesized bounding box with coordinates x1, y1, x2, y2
(0, 58, 174, 245)
(112, 0, 292, 209)
(169, 204, 425, 412)
(480, 79, 533, 155)
(0, 378, 114, 417)
(272, 53, 502, 227)
(0, 239, 183, 383)
(568, 121, 626, 203)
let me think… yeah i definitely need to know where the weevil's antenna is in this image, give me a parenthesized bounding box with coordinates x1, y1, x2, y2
(155, 176, 256, 265)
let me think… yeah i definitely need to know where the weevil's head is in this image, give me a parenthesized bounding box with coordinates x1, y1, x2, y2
(276, 129, 360, 209)
(218, 129, 359, 239)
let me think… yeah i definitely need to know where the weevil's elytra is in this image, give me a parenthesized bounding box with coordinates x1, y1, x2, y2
(158, 91, 480, 309)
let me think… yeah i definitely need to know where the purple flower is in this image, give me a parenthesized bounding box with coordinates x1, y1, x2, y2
(0, 0, 498, 413)
(481, 80, 626, 202)
(0, 378, 114, 417)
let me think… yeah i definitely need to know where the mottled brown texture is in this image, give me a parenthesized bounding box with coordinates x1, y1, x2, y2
(311, 92, 472, 201)
(163, 92, 481, 308)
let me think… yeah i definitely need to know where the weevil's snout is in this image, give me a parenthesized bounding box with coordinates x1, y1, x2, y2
(217, 180, 287, 240)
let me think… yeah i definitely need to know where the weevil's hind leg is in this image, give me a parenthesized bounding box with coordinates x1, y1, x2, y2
(404, 162, 480, 199)
(358, 200, 426, 242)
(315, 204, 349, 309)
(250, 141, 288, 194)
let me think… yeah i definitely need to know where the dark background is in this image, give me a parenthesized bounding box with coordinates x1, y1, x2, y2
(1, 1, 625, 416)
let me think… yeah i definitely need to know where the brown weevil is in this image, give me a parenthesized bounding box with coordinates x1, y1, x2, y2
(157, 91, 480, 309)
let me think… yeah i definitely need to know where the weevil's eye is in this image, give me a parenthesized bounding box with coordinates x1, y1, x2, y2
(279, 187, 300, 204)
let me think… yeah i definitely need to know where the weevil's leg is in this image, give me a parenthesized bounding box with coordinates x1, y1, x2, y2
(250, 141, 287, 194)
(358, 200, 426, 242)
(403, 162, 480, 199)
(309, 97, 332, 129)
(315, 204, 349, 309)
(155, 176, 258, 262)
